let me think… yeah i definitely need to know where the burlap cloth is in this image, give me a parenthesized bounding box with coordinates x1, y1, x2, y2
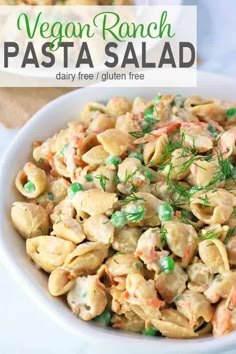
(0, 88, 73, 128)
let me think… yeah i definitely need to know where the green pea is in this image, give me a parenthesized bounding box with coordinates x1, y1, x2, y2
(105, 155, 122, 166)
(160, 256, 175, 273)
(85, 174, 93, 182)
(227, 108, 236, 119)
(111, 211, 127, 228)
(207, 124, 218, 138)
(143, 168, 153, 181)
(67, 182, 84, 199)
(143, 326, 157, 336)
(144, 108, 157, 125)
(24, 180, 36, 193)
(128, 152, 143, 162)
(93, 308, 111, 326)
(158, 203, 174, 222)
(47, 192, 54, 201)
(60, 143, 69, 155)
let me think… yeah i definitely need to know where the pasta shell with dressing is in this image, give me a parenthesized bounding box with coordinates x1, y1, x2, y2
(11, 202, 49, 239)
(88, 113, 116, 133)
(212, 299, 236, 336)
(190, 189, 236, 225)
(93, 166, 117, 193)
(160, 148, 192, 180)
(111, 313, 144, 332)
(71, 189, 117, 216)
(199, 239, 229, 274)
(106, 96, 132, 116)
(82, 145, 109, 165)
(187, 261, 213, 292)
(155, 263, 188, 303)
(226, 236, 236, 265)
(26, 236, 75, 273)
(50, 198, 75, 224)
(176, 290, 213, 328)
(153, 308, 198, 338)
(63, 241, 109, 275)
(125, 273, 164, 321)
(97, 129, 129, 156)
(67, 275, 107, 320)
(204, 271, 236, 303)
(48, 267, 76, 296)
(106, 253, 143, 277)
(151, 318, 198, 338)
(15, 162, 47, 198)
(135, 228, 165, 272)
(186, 159, 222, 188)
(112, 226, 141, 253)
(165, 221, 198, 265)
(143, 134, 168, 166)
(52, 217, 86, 244)
(83, 214, 114, 244)
(33, 137, 53, 164)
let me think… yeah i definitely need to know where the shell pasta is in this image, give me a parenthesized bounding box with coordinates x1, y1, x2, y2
(11, 94, 236, 339)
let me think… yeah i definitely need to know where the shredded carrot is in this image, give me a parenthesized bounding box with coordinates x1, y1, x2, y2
(214, 308, 231, 336)
(113, 322, 124, 329)
(228, 287, 236, 309)
(175, 210, 182, 218)
(182, 245, 191, 265)
(146, 298, 165, 308)
(123, 291, 130, 300)
(33, 140, 42, 148)
(134, 122, 181, 144)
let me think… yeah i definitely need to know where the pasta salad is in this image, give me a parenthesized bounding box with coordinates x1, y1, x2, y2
(11, 94, 236, 338)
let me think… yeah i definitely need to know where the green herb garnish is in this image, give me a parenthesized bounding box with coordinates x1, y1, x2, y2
(199, 230, 218, 241)
(125, 204, 145, 223)
(95, 175, 109, 191)
(225, 226, 236, 244)
(144, 108, 157, 125)
(122, 193, 147, 205)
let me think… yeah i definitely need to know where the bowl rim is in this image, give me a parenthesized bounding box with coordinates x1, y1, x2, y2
(0, 71, 236, 353)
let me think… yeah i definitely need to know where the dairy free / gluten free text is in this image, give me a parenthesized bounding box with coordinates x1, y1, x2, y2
(16, 10, 175, 49)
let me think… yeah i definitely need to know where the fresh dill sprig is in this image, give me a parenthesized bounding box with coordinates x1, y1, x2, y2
(198, 194, 211, 208)
(124, 166, 142, 184)
(170, 182, 191, 207)
(225, 226, 236, 244)
(160, 226, 167, 247)
(95, 175, 109, 191)
(125, 204, 145, 223)
(199, 230, 218, 241)
(128, 131, 145, 139)
(122, 193, 147, 205)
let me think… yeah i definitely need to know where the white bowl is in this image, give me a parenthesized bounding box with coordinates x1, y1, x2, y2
(0, 71, 236, 354)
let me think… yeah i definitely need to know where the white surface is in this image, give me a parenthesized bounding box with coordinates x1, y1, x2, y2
(0, 73, 236, 354)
